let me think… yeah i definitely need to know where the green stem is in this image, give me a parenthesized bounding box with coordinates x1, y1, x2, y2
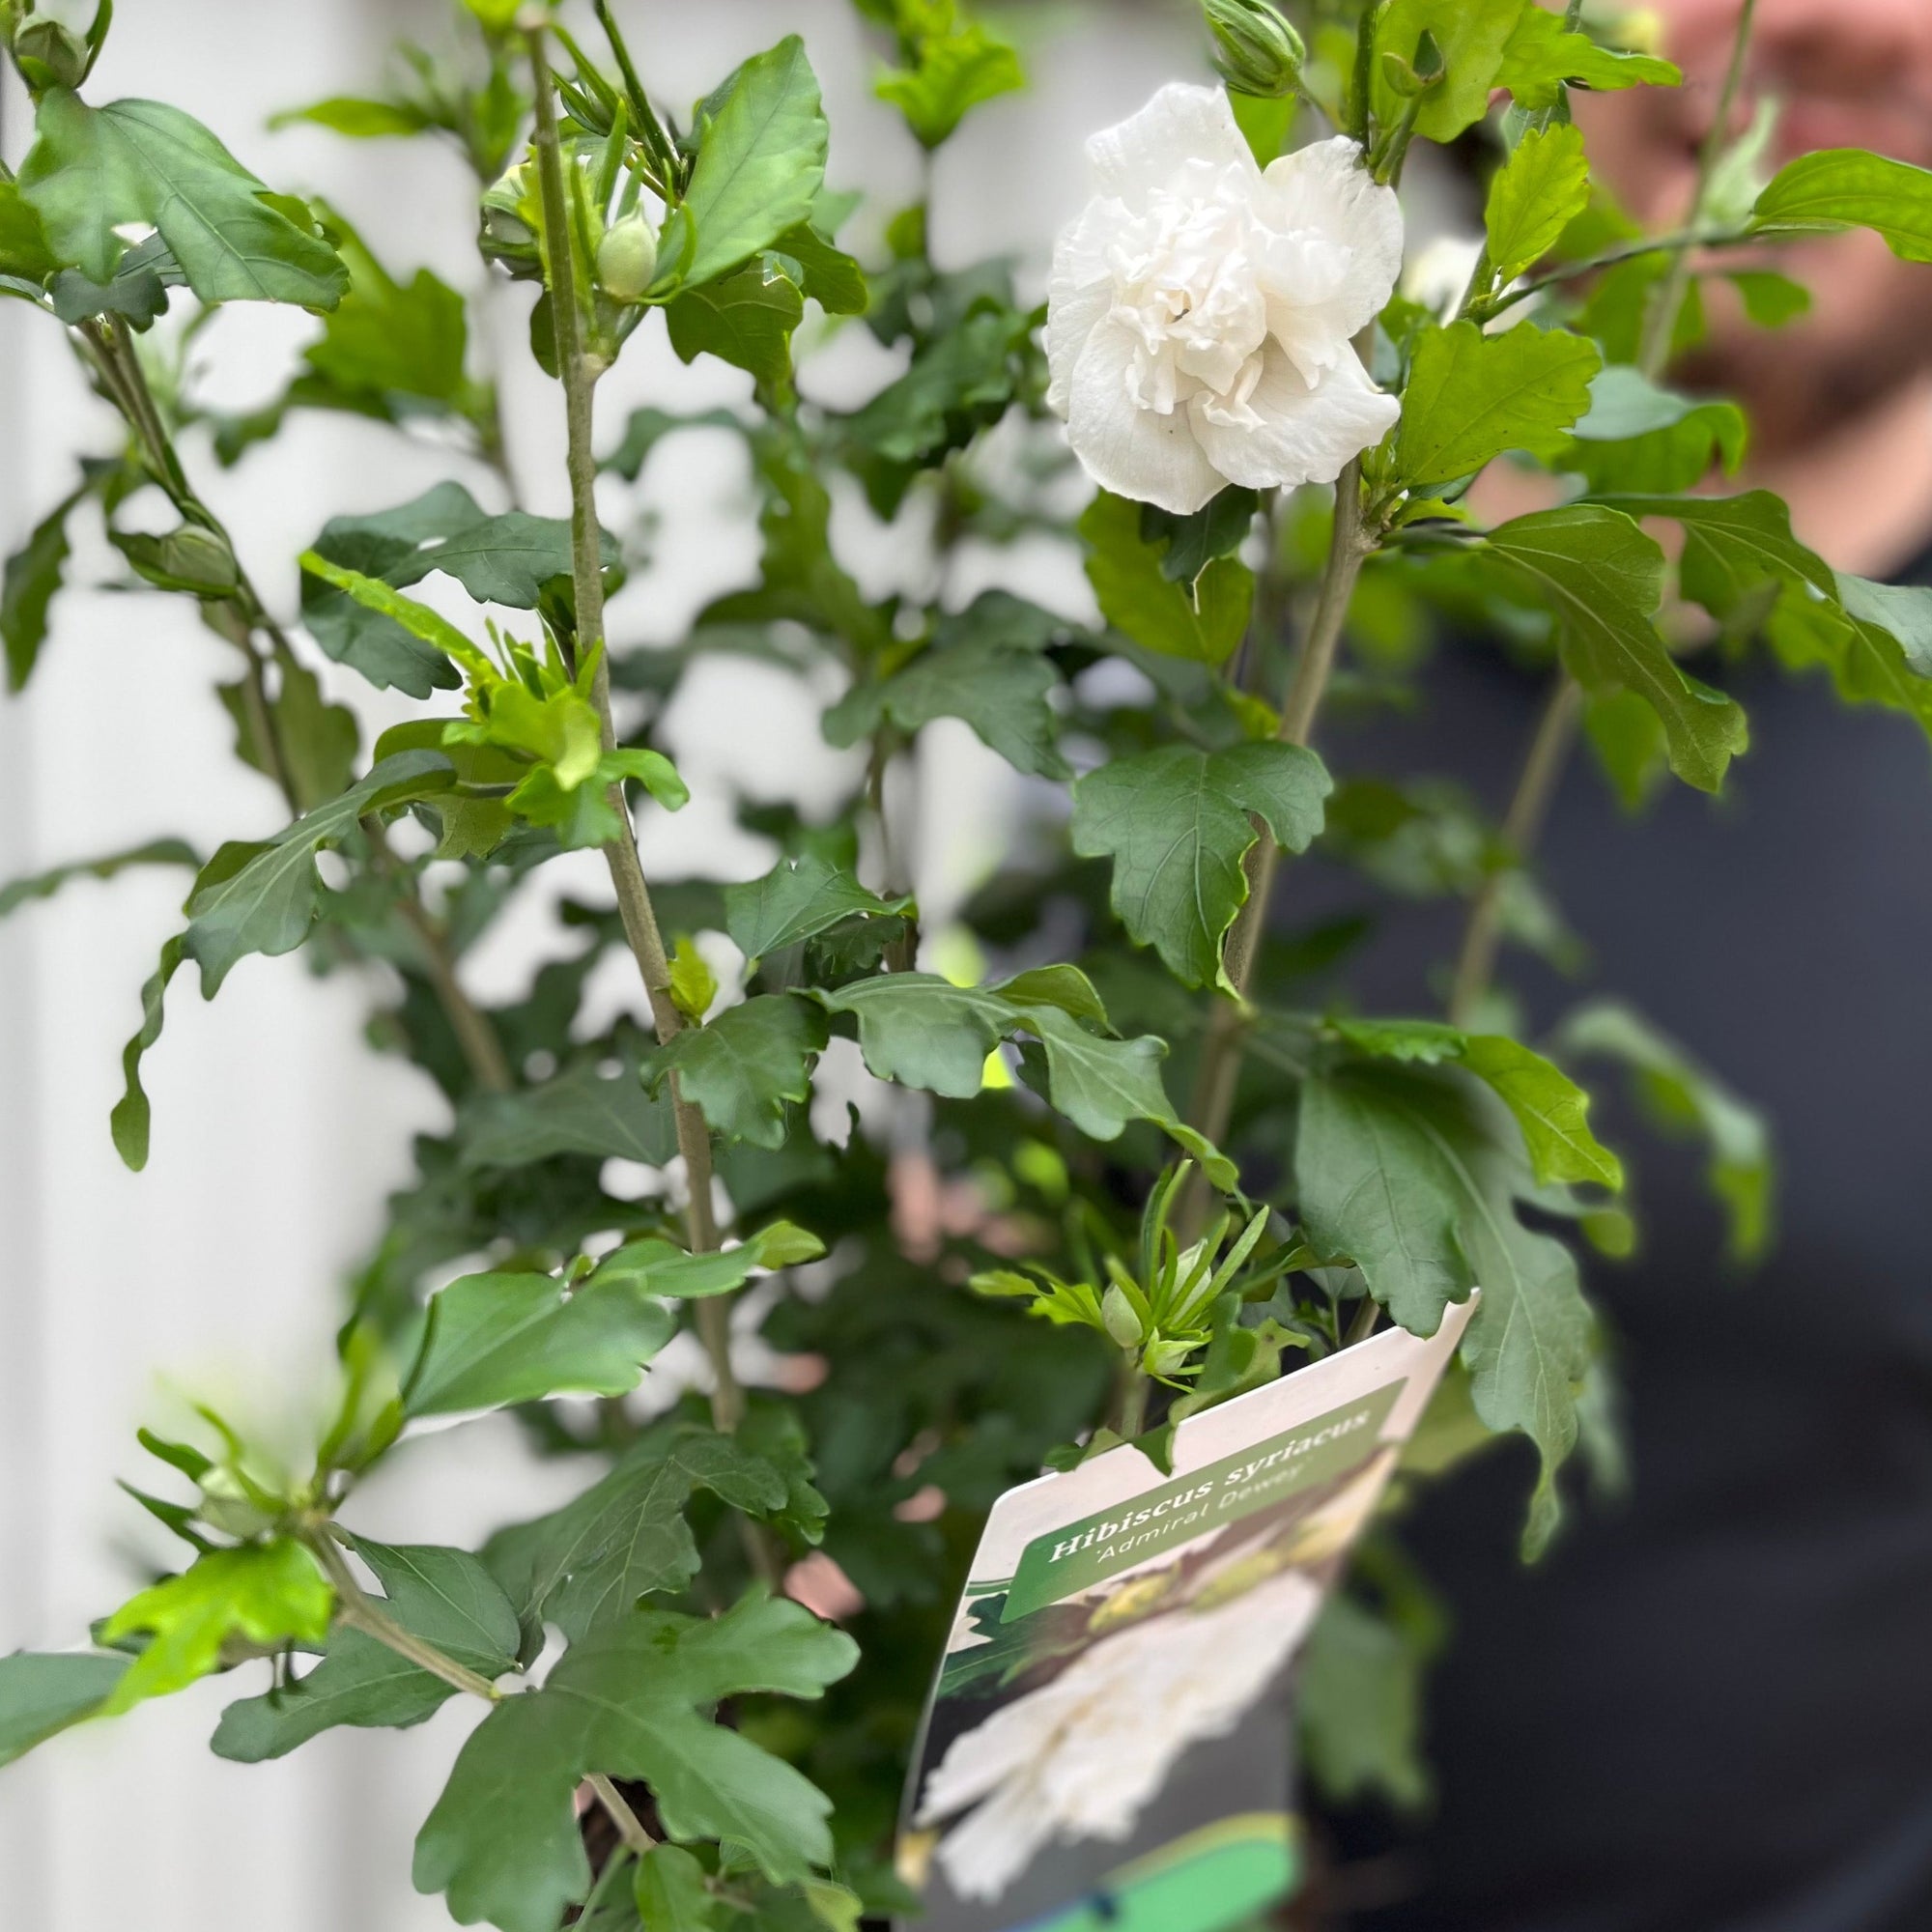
(1343, 1293, 1382, 1348)
(1477, 224, 1753, 322)
(1114, 1358, 1151, 1439)
(305, 1531, 499, 1702)
(586, 1774, 657, 1855)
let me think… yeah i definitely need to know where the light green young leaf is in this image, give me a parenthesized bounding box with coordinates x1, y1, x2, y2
(1390, 322, 1602, 491)
(773, 221, 868, 314)
(99, 1541, 334, 1715)
(1752, 147, 1932, 262)
(1484, 506, 1747, 792)
(212, 1541, 519, 1762)
(0, 178, 60, 283)
(404, 1270, 677, 1418)
(723, 853, 913, 966)
(1484, 123, 1590, 284)
(640, 995, 830, 1150)
(1372, 0, 1525, 143)
(483, 1421, 793, 1637)
(0, 1653, 130, 1767)
(3, 482, 86, 691)
(182, 749, 455, 994)
(1070, 742, 1332, 989)
(269, 97, 437, 139)
(18, 90, 347, 305)
(1, 838, 199, 921)
(413, 1595, 856, 1932)
(1582, 685, 1670, 812)
(1494, 3, 1681, 111)
(675, 37, 829, 291)
(666, 255, 806, 390)
(1081, 490, 1253, 667)
(876, 19, 1025, 148)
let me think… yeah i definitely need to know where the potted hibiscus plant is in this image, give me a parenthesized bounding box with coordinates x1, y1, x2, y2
(5, 0, 1932, 1925)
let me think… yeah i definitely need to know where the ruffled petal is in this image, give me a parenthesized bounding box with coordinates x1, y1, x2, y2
(1085, 81, 1257, 202)
(1044, 276, 1111, 417)
(1188, 341, 1398, 491)
(1258, 135, 1405, 345)
(1067, 316, 1227, 513)
(1045, 198, 1121, 416)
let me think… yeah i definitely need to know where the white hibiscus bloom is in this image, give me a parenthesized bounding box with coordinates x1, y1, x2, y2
(1046, 84, 1405, 515)
(917, 1569, 1323, 1901)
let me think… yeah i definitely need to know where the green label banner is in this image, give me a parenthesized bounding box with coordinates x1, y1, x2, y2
(1002, 1382, 1404, 1621)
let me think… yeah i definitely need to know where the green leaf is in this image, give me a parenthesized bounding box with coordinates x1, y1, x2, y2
(1373, 0, 1525, 142)
(1752, 147, 1932, 262)
(1837, 574, 1932, 676)
(723, 853, 913, 965)
(99, 1541, 334, 1715)
(1494, 3, 1680, 111)
(414, 1594, 855, 1932)
(460, 1056, 678, 1169)
(666, 254, 806, 391)
(640, 995, 829, 1150)
(1081, 491, 1254, 667)
(0, 1653, 129, 1767)
(211, 1541, 519, 1762)
(1142, 486, 1261, 585)
(1564, 365, 1746, 494)
(18, 90, 347, 306)
(1581, 685, 1669, 811)
(1557, 999, 1773, 1260)
(1726, 268, 1810, 328)
(876, 19, 1024, 148)
(182, 750, 455, 994)
(218, 654, 359, 812)
(3, 483, 86, 692)
(636, 1845, 724, 1932)
(1484, 123, 1590, 283)
(1595, 490, 1832, 625)
(584, 1222, 824, 1304)
(1070, 742, 1331, 989)
(823, 632, 1069, 780)
(0, 178, 60, 282)
(0, 837, 198, 921)
(675, 37, 829, 291)
(404, 1270, 677, 1418)
(1299, 1592, 1436, 1810)
(773, 221, 867, 315)
(269, 97, 436, 139)
(484, 1421, 793, 1637)
(1296, 1062, 1592, 1552)
(1389, 322, 1602, 491)
(1484, 506, 1747, 792)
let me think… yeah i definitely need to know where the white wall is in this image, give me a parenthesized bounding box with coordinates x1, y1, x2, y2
(0, 3, 1191, 1926)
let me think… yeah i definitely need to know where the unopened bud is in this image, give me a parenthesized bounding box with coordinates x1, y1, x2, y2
(12, 16, 90, 89)
(596, 214, 659, 302)
(196, 1467, 276, 1540)
(1142, 1337, 1195, 1378)
(1203, 0, 1304, 99)
(1100, 1284, 1145, 1350)
(1381, 30, 1445, 99)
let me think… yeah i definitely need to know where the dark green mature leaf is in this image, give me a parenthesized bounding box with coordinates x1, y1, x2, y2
(584, 1221, 824, 1304)
(1390, 323, 1602, 491)
(724, 854, 913, 965)
(602, 406, 747, 480)
(666, 255, 806, 391)
(1082, 490, 1253, 667)
(1565, 367, 1746, 495)
(3, 484, 86, 691)
(212, 1541, 520, 1762)
(461, 1056, 676, 1168)
(775, 220, 867, 314)
(1143, 487, 1261, 585)
(1557, 999, 1773, 1259)
(18, 90, 346, 306)
(0, 838, 198, 921)
(1373, 0, 1524, 142)
(875, 18, 1024, 147)
(0, 1653, 129, 1767)
(1071, 742, 1331, 989)
(1484, 506, 1747, 791)
(413, 1594, 856, 1932)
(824, 635, 1069, 780)
(636, 1845, 725, 1931)
(404, 1270, 677, 1418)
(674, 37, 829, 292)
(98, 1542, 335, 1715)
(1484, 124, 1590, 284)
(1597, 490, 1832, 624)
(484, 1420, 792, 1637)
(183, 750, 454, 994)
(1296, 1062, 1593, 1553)
(1752, 148, 1932, 262)
(640, 996, 829, 1149)
(1299, 1593, 1435, 1810)
(1494, 2, 1680, 109)
(48, 233, 183, 328)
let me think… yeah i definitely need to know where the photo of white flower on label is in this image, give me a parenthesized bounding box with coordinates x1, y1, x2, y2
(1045, 84, 1405, 513)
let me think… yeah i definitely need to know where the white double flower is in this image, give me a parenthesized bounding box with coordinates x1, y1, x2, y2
(1047, 84, 1405, 514)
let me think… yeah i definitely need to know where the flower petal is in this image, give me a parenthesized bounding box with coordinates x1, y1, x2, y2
(1258, 135, 1406, 346)
(1188, 341, 1399, 491)
(1085, 81, 1257, 201)
(1067, 317, 1227, 514)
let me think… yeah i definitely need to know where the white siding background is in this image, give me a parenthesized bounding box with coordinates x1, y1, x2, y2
(0, 2, 1199, 1925)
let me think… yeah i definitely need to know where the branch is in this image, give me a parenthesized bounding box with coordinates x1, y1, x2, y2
(304, 1531, 500, 1703)
(586, 1774, 657, 1855)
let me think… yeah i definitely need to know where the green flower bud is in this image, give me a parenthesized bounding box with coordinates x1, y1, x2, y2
(12, 16, 90, 90)
(196, 1467, 277, 1541)
(596, 214, 659, 303)
(479, 160, 544, 280)
(1100, 1283, 1145, 1350)
(1203, 0, 1305, 99)
(1142, 1336, 1196, 1378)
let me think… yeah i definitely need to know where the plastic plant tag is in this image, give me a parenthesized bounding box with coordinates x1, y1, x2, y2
(895, 1296, 1479, 1932)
